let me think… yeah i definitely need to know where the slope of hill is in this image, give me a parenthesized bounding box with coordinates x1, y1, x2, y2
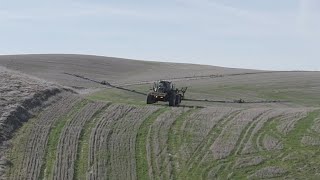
(0, 54, 256, 89)
(1, 54, 319, 107)
(1, 54, 320, 179)
(6, 100, 320, 179)
(0, 66, 70, 179)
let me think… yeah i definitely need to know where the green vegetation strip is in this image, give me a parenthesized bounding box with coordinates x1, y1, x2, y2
(86, 88, 146, 105)
(217, 116, 285, 179)
(147, 125, 157, 179)
(285, 110, 320, 149)
(230, 110, 320, 179)
(73, 103, 111, 180)
(189, 111, 242, 179)
(39, 99, 89, 180)
(6, 116, 39, 178)
(167, 108, 198, 179)
(136, 107, 168, 180)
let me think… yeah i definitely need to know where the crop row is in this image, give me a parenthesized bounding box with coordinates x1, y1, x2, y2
(5, 100, 319, 179)
(52, 102, 106, 180)
(276, 109, 309, 134)
(210, 108, 269, 160)
(87, 105, 158, 179)
(146, 107, 188, 179)
(181, 107, 238, 177)
(87, 104, 134, 179)
(8, 93, 80, 179)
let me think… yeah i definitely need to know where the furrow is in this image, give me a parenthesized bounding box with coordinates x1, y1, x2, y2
(210, 108, 269, 160)
(148, 108, 188, 179)
(9, 93, 79, 180)
(87, 104, 135, 180)
(109, 106, 159, 180)
(185, 109, 241, 176)
(234, 109, 272, 155)
(52, 101, 106, 180)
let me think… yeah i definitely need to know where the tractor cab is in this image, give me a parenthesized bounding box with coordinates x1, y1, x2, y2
(153, 80, 174, 93)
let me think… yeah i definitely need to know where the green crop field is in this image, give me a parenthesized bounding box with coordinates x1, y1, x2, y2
(1, 55, 320, 179)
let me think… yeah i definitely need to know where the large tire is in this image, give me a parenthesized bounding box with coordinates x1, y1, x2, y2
(147, 94, 155, 104)
(175, 94, 181, 106)
(169, 92, 176, 106)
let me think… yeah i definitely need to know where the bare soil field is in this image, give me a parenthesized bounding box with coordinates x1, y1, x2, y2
(0, 54, 255, 89)
(1, 54, 320, 179)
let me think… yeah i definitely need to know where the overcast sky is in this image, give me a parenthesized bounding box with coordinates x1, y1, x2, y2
(0, 0, 319, 70)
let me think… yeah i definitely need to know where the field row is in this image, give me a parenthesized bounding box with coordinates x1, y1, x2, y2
(6, 98, 320, 179)
(138, 107, 320, 179)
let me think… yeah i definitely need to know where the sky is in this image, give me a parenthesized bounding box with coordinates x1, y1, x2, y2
(0, 0, 319, 70)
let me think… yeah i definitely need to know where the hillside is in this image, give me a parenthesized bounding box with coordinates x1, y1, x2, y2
(1, 54, 319, 106)
(0, 54, 256, 89)
(1, 54, 320, 179)
(0, 66, 71, 179)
